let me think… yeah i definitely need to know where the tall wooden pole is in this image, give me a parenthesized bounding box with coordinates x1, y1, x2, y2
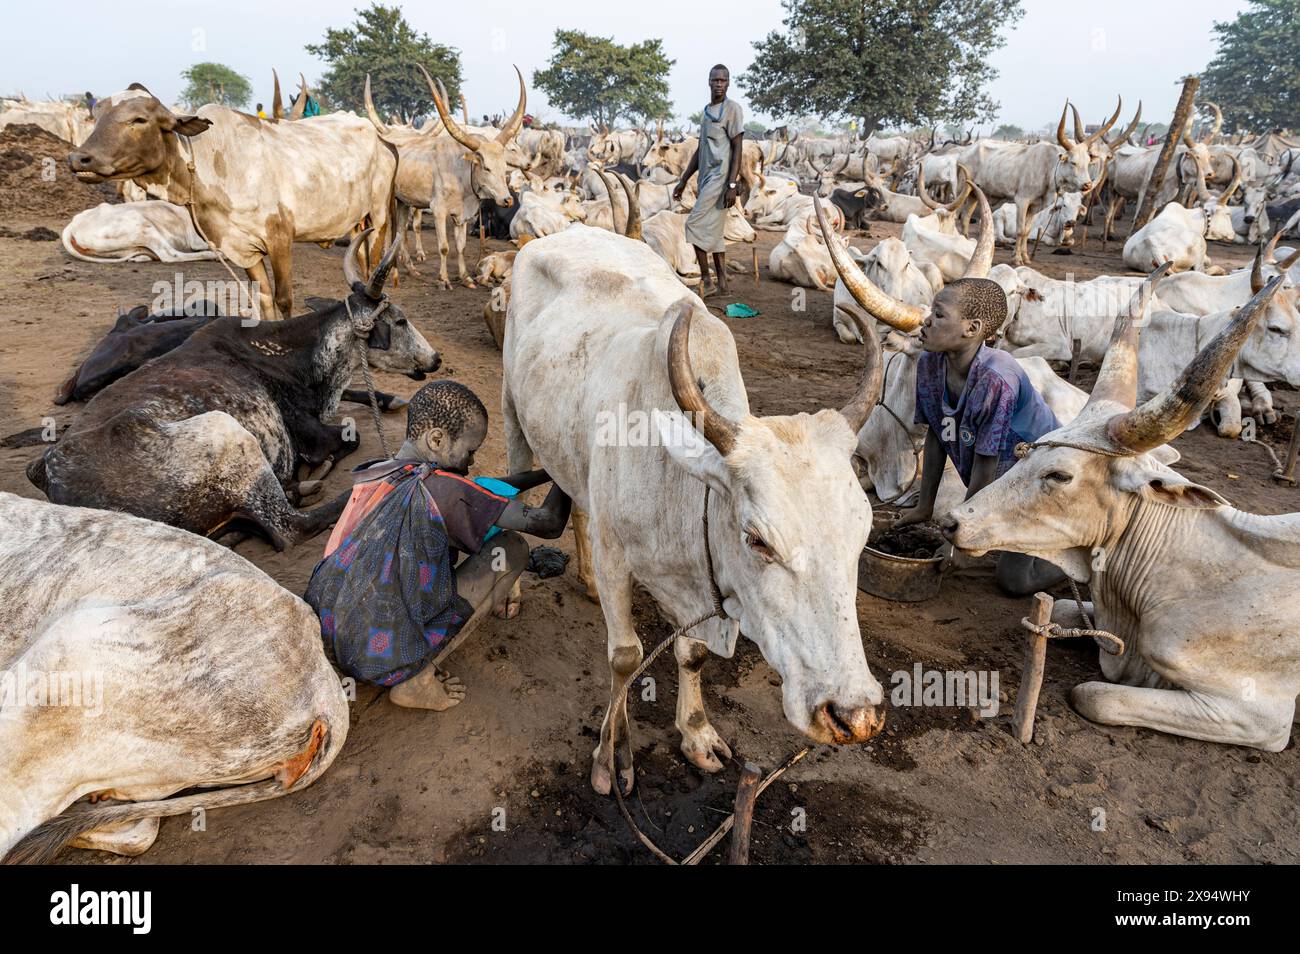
(1131, 76, 1199, 233)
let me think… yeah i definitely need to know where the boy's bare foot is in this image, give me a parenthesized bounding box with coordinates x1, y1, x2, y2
(699, 281, 720, 297)
(388, 666, 466, 710)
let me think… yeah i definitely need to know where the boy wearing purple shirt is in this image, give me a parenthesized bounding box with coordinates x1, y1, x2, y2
(896, 278, 1064, 595)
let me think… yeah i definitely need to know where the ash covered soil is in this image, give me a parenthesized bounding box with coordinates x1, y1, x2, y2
(0, 189, 1295, 864)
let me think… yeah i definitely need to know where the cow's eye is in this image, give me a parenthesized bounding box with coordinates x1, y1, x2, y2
(1269, 324, 1291, 337)
(394, 317, 408, 326)
(743, 530, 774, 561)
(1044, 470, 1073, 484)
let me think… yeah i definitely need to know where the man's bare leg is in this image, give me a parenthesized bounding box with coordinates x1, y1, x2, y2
(389, 531, 530, 710)
(712, 252, 727, 294)
(693, 246, 716, 295)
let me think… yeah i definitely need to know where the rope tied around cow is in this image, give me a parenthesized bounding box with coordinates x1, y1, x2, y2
(345, 296, 393, 460)
(603, 486, 811, 865)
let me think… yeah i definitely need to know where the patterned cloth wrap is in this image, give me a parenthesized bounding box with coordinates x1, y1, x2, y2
(305, 462, 471, 687)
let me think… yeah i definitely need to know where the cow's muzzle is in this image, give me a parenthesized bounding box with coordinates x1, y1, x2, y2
(813, 701, 885, 744)
(67, 151, 109, 181)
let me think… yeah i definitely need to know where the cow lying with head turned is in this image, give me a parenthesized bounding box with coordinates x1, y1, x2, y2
(502, 222, 920, 794)
(0, 493, 347, 863)
(61, 200, 217, 264)
(28, 232, 441, 548)
(943, 270, 1300, 751)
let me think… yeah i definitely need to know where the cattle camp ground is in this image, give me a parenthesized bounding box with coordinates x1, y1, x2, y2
(1, 0, 1299, 887)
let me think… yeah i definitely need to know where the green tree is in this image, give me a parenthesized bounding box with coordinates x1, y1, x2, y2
(306, 3, 462, 122)
(993, 122, 1024, 140)
(740, 0, 1024, 134)
(1200, 0, 1300, 134)
(179, 63, 253, 110)
(533, 30, 673, 127)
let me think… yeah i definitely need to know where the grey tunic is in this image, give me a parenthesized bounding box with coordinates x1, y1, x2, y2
(684, 98, 744, 253)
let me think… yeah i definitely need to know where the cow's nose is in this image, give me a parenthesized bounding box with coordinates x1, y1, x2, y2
(499, 196, 513, 208)
(814, 702, 884, 744)
(1245, 215, 1255, 224)
(68, 151, 92, 170)
(938, 512, 959, 540)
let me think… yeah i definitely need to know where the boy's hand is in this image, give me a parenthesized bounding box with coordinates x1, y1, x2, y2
(893, 504, 933, 528)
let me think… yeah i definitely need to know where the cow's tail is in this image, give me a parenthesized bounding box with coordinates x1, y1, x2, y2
(1, 713, 344, 865)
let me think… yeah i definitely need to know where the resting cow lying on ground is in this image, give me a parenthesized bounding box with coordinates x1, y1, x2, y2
(0, 492, 347, 863)
(61, 200, 217, 263)
(943, 271, 1300, 751)
(28, 231, 441, 548)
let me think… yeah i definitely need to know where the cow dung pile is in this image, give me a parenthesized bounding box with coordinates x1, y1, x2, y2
(867, 522, 947, 559)
(0, 123, 118, 221)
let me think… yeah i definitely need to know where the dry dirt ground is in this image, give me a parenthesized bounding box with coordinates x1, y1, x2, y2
(1, 192, 1296, 864)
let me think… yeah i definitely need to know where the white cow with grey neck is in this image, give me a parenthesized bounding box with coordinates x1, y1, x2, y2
(943, 270, 1300, 751)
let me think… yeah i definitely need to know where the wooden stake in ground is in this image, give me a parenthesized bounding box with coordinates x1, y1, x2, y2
(1013, 592, 1055, 744)
(727, 762, 763, 865)
(478, 211, 485, 261)
(1273, 414, 1300, 485)
(752, 246, 759, 286)
(1131, 76, 1199, 233)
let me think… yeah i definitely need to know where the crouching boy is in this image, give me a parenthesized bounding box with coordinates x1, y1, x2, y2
(306, 381, 570, 710)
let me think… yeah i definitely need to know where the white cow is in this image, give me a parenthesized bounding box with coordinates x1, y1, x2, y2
(61, 201, 217, 263)
(992, 192, 1086, 249)
(502, 224, 913, 794)
(0, 493, 347, 862)
(832, 238, 941, 345)
(769, 213, 848, 289)
(642, 205, 755, 284)
(1123, 200, 1240, 273)
(945, 273, 1300, 752)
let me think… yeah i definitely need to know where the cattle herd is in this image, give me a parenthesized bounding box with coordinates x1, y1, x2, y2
(1, 65, 1298, 866)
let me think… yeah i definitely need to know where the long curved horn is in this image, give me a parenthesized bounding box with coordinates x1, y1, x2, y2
(1107, 275, 1284, 453)
(1202, 101, 1223, 144)
(1275, 245, 1300, 271)
(364, 223, 404, 299)
(363, 74, 391, 135)
(962, 186, 994, 278)
(1084, 95, 1122, 146)
(667, 302, 738, 456)
(615, 171, 642, 240)
(1220, 153, 1243, 204)
(594, 167, 624, 234)
(272, 69, 284, 121)
(343, 228, 370, 291)
(1070, 103, 1086, 144)
(917, 162, 940, 209)
(1108, 100, 1143, 147)
(838, 293, 885, 433)
(1251, 241, 1267, 294)
(945, 163, 973, 212)
(814, 197, 925, 331)
(421, 65, 481, 152)
(497, 65, 527, 144)
(1056, 101, 1074, 150)
(289, 74, 309, 120)
(1087, 262, 1174, 408)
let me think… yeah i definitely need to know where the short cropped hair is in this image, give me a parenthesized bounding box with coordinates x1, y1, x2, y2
(946, 278, 1009, 340)
(405, 381, 487, 443)
(710, 64, 729, 76)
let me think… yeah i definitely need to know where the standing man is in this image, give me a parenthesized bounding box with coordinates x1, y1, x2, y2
(674, 64, 744, 297)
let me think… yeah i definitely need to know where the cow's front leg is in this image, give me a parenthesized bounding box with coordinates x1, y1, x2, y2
(412, 210, 428, 261)
(433, 212, 452, 290)
(1245, 380, 1277, 424)
(591, 564, 641, 796)
(455, 221, 477, 288)
(675, 635, 731, 773)
(1071, 682, 1294, 752)
(245, 260, 276, 323)
(1014, 199, 1037, 265)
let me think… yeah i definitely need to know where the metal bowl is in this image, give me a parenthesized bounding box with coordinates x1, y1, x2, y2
(857, 544, 945, 602)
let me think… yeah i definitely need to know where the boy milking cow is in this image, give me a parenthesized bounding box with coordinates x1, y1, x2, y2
(306, 381, 571, 710)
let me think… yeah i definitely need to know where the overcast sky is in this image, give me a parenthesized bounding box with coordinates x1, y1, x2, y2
(0, 0, 1249, 131)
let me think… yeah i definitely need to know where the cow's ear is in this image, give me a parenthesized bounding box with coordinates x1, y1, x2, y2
(164, 114, 212, 137)
(1112, 458, 1229, 509)
(654, 410, 731, 495)
(367, 318, 391, 351)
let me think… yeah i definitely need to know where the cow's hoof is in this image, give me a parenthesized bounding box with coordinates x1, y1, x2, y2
(680, 725, 732, 773)
(1262, 408, 1279, 425)
(460, 278, 478, 289)
(590, 754, 634, 797)
(405, 266, 422, 277)
(69, 815, 160, 856)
